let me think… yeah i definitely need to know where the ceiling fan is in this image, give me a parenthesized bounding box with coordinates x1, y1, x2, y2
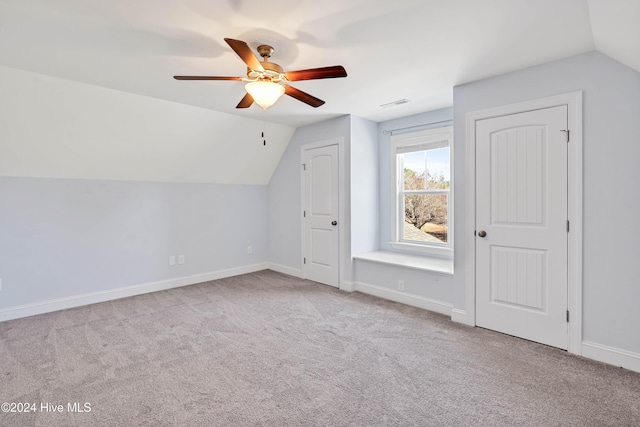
(174, 38, 347, 110)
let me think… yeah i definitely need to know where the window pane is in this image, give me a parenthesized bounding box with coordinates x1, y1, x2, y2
(403, 194, 448, 243)
(401, 147, 450, 191)
(403, 151, 426, 190)
(425, 147, 450, 190)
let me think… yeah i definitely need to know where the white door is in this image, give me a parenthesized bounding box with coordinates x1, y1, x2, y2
(302, 144, 339, 288)
(476, 106, 568, 349)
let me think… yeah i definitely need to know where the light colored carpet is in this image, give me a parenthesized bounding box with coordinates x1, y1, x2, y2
(1, 270, 638, 426)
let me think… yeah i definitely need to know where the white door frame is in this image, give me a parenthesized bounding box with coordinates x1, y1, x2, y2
(464, 91, 583, 355)
(300, 137, 346, 289)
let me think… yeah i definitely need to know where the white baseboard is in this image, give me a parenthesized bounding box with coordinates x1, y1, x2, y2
(451, 308, 473, 325)
(354, 281, 452, 316)
(0, 262, 269, 323)
(582, 341, 640, 373)
(340, 281, 355, 292)
(267, 262, 304, 278)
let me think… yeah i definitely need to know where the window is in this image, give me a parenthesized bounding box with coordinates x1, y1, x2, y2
(390, 126, 453, 257)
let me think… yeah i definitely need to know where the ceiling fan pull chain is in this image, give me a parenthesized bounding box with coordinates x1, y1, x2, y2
(261, 114, 266, 146)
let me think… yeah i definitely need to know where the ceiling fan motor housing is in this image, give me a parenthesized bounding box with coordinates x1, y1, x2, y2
(247, 61, 284, 81)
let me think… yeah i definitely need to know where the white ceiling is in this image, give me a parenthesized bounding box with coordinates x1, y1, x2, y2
(0, 64, 295, 184)
(0, 0, 637, 127)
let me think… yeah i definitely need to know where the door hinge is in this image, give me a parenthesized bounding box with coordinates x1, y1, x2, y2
(303, 210, 306, 218)
(567, 220, 570, 232)
(302, 163, 306, 171)
(303, 257, 306, 264)
(561, 129, 570, 142)
(566, 310, 570, 323)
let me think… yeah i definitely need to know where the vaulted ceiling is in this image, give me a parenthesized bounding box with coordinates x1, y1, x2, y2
(1, 0, 638, 128)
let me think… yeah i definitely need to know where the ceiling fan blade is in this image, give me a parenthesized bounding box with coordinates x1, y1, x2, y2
(224, 38, 264, 72)
(236, 93, 254, 109)
(283, 85, 325, 108)
(174, 76, 243, 81)
(285, 66, 347, 81)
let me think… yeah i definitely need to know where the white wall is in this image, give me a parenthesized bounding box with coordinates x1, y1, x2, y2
(453, 51, 640, 355)
(0, 65, 294, 185)
(0, 177, 268, 310)
(350, 116, 379, 257)
(0, 65, 283, 317)
(354, 260, 452, 313)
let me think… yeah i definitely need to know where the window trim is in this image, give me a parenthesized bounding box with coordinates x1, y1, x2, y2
(390, 126, 453, 258)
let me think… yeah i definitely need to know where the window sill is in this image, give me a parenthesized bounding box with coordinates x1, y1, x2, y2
(389, 241, 453, 258)
(353, 251, 454, 276)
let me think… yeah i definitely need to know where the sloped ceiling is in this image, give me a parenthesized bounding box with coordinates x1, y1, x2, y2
(0, 65, 295, 185)
(0, 1, 637, 185)
(2, 0, 635, 128)
(588, 0, 640, 73)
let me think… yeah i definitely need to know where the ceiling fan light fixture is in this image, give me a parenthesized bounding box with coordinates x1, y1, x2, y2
(245, 81, 285, 109)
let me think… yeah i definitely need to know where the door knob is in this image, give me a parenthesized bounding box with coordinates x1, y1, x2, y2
(478, 230, 487, 238)
(331, 220, 337, 226)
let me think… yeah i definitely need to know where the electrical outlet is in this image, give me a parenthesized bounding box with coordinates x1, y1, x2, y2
(178, 255, 185, 265)
(169, 256, 176, 266)
(398, 280, 405, 291)
(247, 246, 253, 254)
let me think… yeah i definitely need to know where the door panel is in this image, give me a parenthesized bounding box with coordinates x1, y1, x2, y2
(476, 106, 568, 349)
(310, 228, 332, 266)
(310, 155, 333, 215)
(491, 126, 545, 226)
(303, 144, 339, 287)
(490, 246, 545, 311)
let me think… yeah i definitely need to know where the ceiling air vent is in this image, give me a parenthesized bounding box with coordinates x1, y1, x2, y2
(380, 99, 410, 108)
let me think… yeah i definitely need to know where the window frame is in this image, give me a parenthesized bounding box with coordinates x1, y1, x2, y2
(390, 126, 454, 258)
